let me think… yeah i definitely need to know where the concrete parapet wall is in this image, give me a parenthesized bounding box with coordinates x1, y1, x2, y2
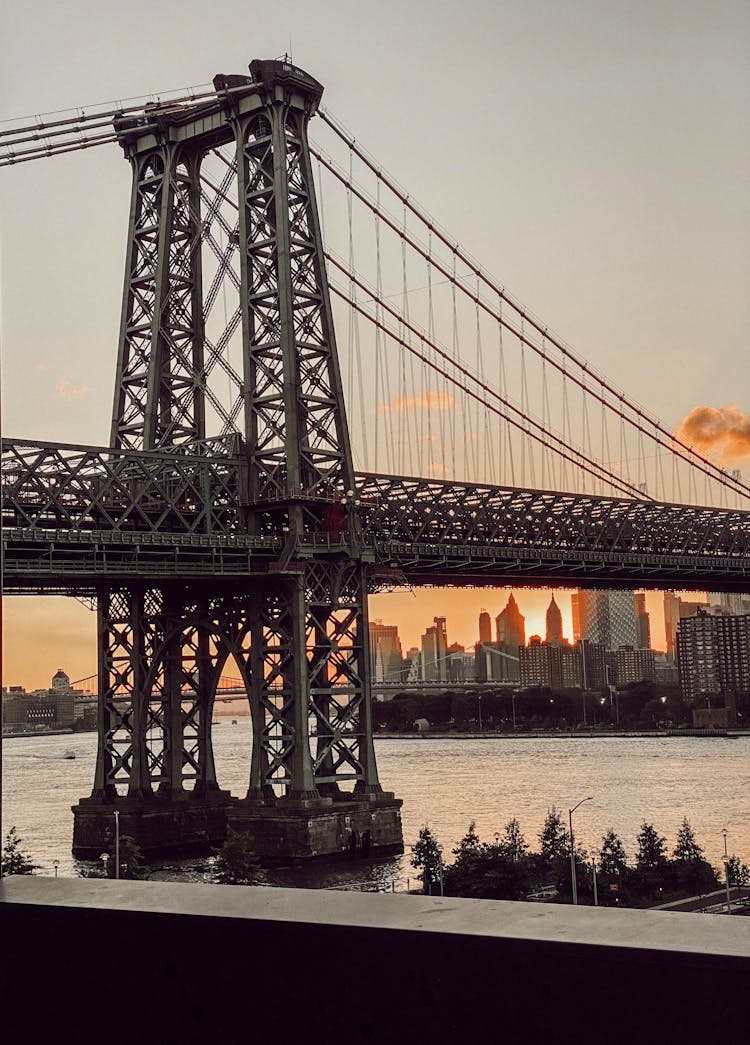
(1, 877, 748, 1043)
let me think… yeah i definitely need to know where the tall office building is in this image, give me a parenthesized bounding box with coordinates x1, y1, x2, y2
(545, 595, 564, 645)
(421, 617, 448, 682)
(676, 611, 750, 703)
(369, 620, 404, 683)
(496, 593, 525, 649)
(478, 610, 492, 645)
(491, 593, 524, 683)
(575, 590, 638, 650)
(634, 593, 651, 650)
(571, 592, 583, 643)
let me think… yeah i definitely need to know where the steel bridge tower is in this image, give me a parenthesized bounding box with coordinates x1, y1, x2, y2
(72, 59, 403, 859)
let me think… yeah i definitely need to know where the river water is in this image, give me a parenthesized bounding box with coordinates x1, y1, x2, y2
(3, 724, 749, 889)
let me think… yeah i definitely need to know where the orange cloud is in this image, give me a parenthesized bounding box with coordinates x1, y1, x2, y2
(380, 389, 454, 414)
(56, 377, 92, 400)
(676, 404, 750, 464)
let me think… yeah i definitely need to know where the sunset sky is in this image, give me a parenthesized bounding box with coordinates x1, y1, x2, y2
(1, 587, 683, 691)
(2, 1, 747, 689)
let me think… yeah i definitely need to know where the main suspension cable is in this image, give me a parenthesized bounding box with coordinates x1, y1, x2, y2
(311, 142, 750, 503)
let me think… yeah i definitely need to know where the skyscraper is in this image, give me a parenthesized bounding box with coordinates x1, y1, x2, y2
(478, 609, 492, 645)
(494, 593, 525, 683)
(496, 593, 525, 649)
(545, 594, 564, 645)
(575, 590, 638, 650)
(421, 617, 448, 682)
(634, 593, 651, 650)
(369, 620, 404, 683)
(571, 592, 583, 643)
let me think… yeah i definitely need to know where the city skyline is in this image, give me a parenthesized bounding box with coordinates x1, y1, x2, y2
(3, 585, 688, 691)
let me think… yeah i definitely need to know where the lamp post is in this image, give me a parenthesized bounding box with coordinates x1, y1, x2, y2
(511, 691, 517, 729)
(477, 693, 483, 732)
(114, 808, 120, 880)
(568, 796, 593, 905)
(591, 857, 598, 907)
(722, 828, 731, 914)
(52, 859, 59, 879)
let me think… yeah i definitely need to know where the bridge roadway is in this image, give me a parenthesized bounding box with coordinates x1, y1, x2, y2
(2, 437, 749, 594)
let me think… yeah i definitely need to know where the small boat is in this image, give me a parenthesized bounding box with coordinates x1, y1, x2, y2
(63, 749, 76, 760)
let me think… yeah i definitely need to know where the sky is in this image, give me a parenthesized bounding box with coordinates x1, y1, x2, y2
(1, 1, 748, 688)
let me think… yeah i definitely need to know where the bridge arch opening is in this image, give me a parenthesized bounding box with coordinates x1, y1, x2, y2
(210, 652, 252, 798)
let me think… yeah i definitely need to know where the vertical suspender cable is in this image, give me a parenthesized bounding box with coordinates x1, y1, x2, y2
(426, 230, 446, 476)
(374, 174, 395, 474)
(402, 202, 416, 476)
(561, 364, 569, 491)
(476, 275, 493, 484)
(499, 297, 515, 486)
(449, 253, 459, 481)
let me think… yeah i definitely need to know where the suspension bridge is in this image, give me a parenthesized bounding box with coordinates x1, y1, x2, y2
(2, 58, 748, 860)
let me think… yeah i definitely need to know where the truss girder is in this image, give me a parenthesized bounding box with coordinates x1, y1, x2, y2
(356, 474, 750, 562)
(3, 442, 750, 588)
(1, 438, 243, 537)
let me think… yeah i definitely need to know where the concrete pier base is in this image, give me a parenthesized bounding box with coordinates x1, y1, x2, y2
(227, 793, 403, 861)
(71, 792, 231, 857)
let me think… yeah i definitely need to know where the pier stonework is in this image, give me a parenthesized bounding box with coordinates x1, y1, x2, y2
(70, 58, 403, 859)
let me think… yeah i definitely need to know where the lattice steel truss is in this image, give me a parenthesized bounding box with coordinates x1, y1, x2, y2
(51, 60, 383, 816)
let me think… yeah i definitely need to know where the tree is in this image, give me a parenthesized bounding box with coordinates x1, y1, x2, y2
(452, 820, 481, 857)
(212, 830, 265, 885)
(443, 843, 536, 901)
(668, 820, 718, 893)
(672, 819, 704, 863)
(1, 827, 39, 876)
(598, 829, 628, 877)
(104, 835, 144, 880)
(498, 818, 528, 861)
(538, 807, 570, 864)
(726, 856, 750, 887)
(635, 822, 667, 871)
(411, 825, 443, 893)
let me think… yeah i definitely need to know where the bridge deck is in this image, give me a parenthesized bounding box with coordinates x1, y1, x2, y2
(3, 439, 749, 593)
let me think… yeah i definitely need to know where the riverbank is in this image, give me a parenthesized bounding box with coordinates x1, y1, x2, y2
(2, 728, 75, 739)
(375, 728, 750, 740)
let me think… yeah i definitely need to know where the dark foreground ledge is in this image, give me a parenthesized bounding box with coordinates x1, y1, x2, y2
(2, 877, 748, 1044)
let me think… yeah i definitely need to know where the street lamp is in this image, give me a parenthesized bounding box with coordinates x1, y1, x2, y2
(114, 808, 120, 880)
(477, 693, 483, 732)
(722, 829, 731, 914)
(568, 796, 593, 905)
(52, 859, 59, 879)
(590, 856, 598, 907)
